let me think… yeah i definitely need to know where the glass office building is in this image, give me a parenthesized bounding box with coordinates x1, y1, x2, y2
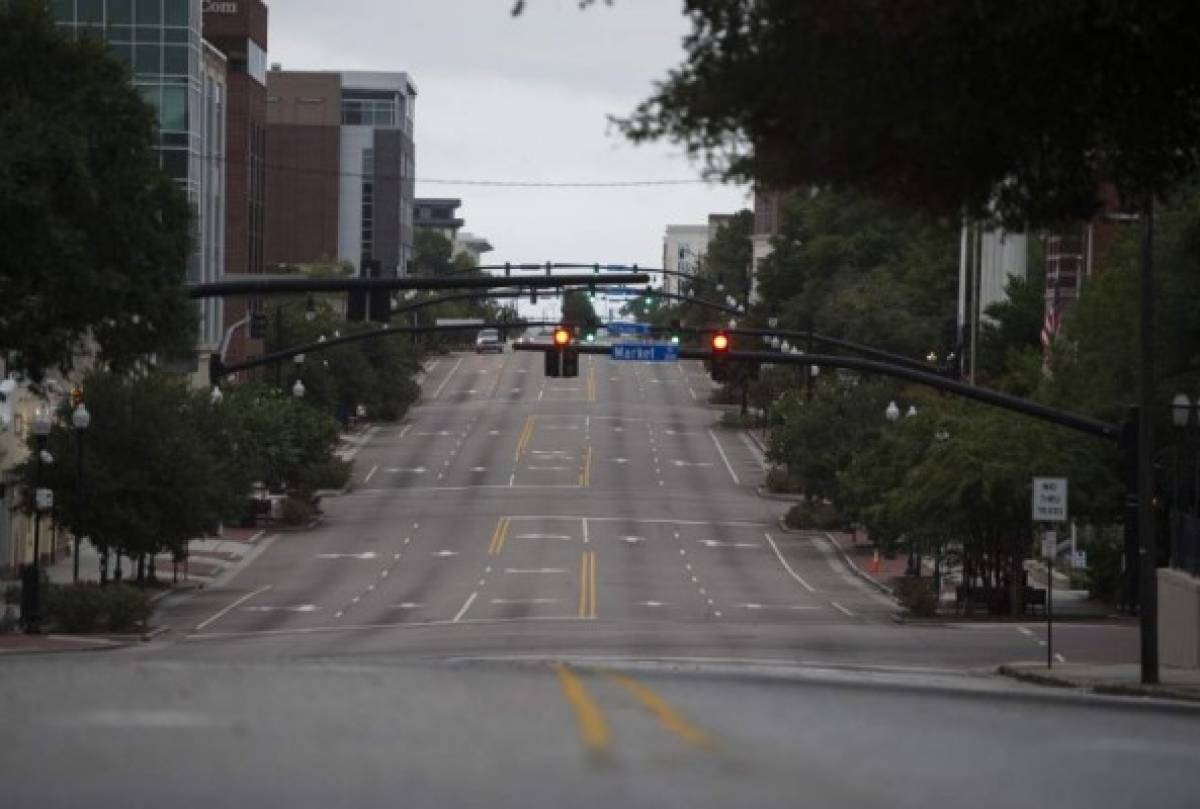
(53, 1, 224, 352)
(53, 1, 203, 198)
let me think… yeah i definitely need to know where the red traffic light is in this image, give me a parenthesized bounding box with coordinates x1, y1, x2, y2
(711, 332, 730, 352)
(553, 326, 572, 347)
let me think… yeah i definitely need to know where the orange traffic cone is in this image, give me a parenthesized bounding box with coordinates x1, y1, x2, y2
(870, 550, 881, 574)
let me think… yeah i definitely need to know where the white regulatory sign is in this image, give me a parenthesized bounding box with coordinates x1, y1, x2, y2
(1032, 477, 1068, 523)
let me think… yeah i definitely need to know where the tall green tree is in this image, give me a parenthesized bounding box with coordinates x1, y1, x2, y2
(0, 0, 195, 379)
(756, 189, 959, 359)
(561, 290, 597, 326)
(22, 371, 243, 581)
(410, 230, 456, 276)
(617, 1, 1200, 228)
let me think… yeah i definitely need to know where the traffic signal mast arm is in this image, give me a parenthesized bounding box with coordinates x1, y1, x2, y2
(189, 272, 650, 299)
(213, 319, 556, 381)
(511, 342, 1119, 441)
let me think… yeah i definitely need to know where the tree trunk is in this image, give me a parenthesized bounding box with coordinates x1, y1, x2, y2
(1010, 544, 1025, 618)
(136, 553, 145, 584)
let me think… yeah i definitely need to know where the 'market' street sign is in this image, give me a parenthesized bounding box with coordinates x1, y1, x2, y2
(611, 343, 679, 362)
(1032, 477, 1068, 522)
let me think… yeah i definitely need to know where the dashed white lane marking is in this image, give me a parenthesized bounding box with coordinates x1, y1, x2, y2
(1055, 653, 1067, 663)
(431, 550, 459, 558)
(242, 604, 318, 614)
(453, 592, 478, 623)
(708, 429, 741, 485)
(514, 533, 572, 541)
(1017, 626, 1035, 638)
(364, 464, 379, 484)
(830, 601, 855, 617)
(393, 602, 422, 609)
(195, 585, 272, 631)
(582, 517, 590, 545)
(489, 598, 559, 605)
(737, 603, 821, 611)
(764, 532, 817, 593)
(504, 567, 568, 574)
(637, 601, 669, 607)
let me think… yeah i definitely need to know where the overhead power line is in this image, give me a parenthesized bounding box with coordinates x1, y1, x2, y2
(200, 152, 708, 189)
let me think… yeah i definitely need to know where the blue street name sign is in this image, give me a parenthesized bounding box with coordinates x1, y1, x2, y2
(612, 343, 680, 362)
(607, 322, 650, 336)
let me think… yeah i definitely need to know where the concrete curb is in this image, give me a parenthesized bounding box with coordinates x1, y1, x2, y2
(774, 519, 898, 602)
(0, 635, 131, 656)
(756, 486, 805, 503)
(822, 531, 897, 598)
(996, 664, 1200, 705)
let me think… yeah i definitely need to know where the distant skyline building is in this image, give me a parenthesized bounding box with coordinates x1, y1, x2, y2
(415, 198, 465, 242)
(454, 232, 494, 265)
(265, 68, 418, 277)
(662, 224, 710, 297)
(202, 0, 270, 366)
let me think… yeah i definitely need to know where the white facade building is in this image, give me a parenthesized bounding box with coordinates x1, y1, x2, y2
(662, 225, 712, 296)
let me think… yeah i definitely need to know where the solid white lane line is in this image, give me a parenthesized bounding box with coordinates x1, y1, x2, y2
(708, 429, 740, 485)
(764, 532, 816, 593)
(582, 517, 590, 545)
(505, 516, 770, 527)
(453, 591, 478, 623)
(431, 358, 464, 400)
(831, 601, 855, 617)
(196, 584, 272, 631)
(364, 464, 379, 484)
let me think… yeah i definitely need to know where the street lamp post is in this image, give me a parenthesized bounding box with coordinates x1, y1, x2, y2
(25, 406, 52, 633)
(71, 402, 90, 584)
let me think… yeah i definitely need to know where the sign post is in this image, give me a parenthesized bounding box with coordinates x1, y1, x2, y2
(1032, 477, 1068, 668)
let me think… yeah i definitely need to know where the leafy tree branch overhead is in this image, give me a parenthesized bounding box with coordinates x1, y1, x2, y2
(529, 0, 1200, 227)
(0, 0, 195, 380)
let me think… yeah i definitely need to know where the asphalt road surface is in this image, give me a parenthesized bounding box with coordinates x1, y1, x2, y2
(4, 348, 1196, 807)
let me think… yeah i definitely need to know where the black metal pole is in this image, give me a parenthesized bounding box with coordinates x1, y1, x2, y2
(26, 436, 45, 633)
(73, 430, 83, 584)
(1137, 200, 1159, 685)
(1047, 533, 1055, 669)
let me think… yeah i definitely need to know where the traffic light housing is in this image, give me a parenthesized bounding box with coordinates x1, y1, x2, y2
(546, 326, 579, 378)
(562, 347, 579, 378)
(710, 331, 731, 382)
(249, 310, 268, 339)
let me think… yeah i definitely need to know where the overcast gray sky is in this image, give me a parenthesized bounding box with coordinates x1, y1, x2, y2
(270, 0, 750, 301)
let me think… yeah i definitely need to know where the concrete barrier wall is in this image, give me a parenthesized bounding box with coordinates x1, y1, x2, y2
(1159, 568, 1200, 668)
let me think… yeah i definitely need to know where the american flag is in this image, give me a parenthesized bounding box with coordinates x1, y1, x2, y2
(1041, 296, 1062, 350)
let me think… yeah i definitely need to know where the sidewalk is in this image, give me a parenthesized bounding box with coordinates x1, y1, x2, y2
(998, 662, 1200, 703)
(824, 530, 923, 596)
(823, 532, 1116, 619)
(44, 526, 268, 590)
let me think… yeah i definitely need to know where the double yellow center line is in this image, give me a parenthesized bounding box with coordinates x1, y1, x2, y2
(578, 444, 592, 487)
(552, 663, 717, 760)
(577, 551, 597, 619)
(514, 416, 535, 462)
(487, 517, 511, 556)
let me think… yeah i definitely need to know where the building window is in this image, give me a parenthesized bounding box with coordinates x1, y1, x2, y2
(361, 149, 374, 264)
(341, 93, 399, 127)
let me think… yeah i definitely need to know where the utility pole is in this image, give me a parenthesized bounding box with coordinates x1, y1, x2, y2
(1137, 200, 1159, 684)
